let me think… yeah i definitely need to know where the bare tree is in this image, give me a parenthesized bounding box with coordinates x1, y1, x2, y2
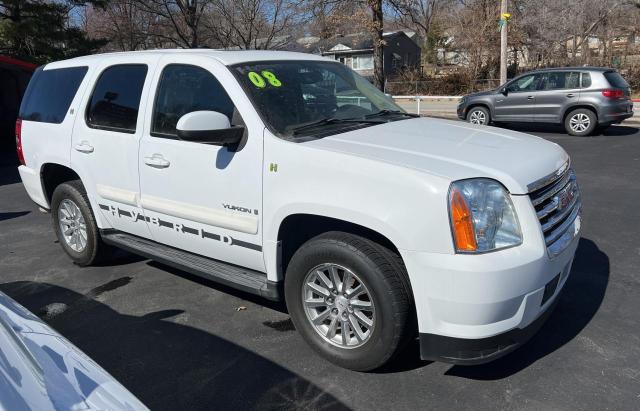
(205, 0, 300, 50)
(311, 0, 387, 89)
(389, 0, 452, 72)
(85, 0, 159, 51)
(446, 0, 501, 82)
(369, 0, 385, 90)
(515, 0, 633, 67)
(130, 0, 212, 48)
(388, 0, 441, 43)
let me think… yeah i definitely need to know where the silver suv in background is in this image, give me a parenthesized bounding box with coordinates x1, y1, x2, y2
(457, 67, 634, 136)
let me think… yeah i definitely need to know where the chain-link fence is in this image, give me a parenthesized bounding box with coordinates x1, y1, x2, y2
(385, 78, 501, 96)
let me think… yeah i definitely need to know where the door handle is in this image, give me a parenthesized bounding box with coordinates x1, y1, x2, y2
(144, 154, 170, 169)
(74, 141, 94, 154)
(527, 96, 535, 100)
(566, 93, 576, 98)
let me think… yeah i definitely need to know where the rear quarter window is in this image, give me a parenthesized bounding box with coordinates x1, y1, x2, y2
(581, 73, 592, 88)
(19, 66, 88, 124)
(603, 71, 629, 88)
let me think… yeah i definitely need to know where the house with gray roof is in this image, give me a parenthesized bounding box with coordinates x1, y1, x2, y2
(317, 31, 421, 79)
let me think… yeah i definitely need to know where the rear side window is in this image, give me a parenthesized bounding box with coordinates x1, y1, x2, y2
(581, 73, 592, 88)
(87, 64, 148, 133)
(542, 72, 580, 90)
(603, 71, 629, 88)
(151, 64, 235, 137)
(19, 66, 87, 124)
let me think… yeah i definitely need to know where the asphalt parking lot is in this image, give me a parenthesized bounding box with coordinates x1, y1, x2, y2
(1, 122, 639, 410)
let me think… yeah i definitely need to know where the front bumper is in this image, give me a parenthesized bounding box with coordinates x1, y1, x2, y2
(457, 104, 467, 119)
(401, 195, 580, 364)
(419, 265, 567, 364)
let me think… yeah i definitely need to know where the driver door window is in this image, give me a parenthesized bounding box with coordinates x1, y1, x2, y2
(152, 64, 237, 138)
(507, 74, 543, 93)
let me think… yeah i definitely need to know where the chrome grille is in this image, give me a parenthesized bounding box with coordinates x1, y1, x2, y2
(528, 167, 581, 255)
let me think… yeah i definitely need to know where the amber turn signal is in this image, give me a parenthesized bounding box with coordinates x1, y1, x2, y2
(449, 188, 477, 252)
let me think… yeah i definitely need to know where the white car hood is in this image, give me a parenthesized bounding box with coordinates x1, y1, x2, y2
(306, 118, 568, 194)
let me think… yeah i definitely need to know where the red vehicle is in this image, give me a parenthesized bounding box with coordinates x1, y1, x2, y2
(1, 55, 36, 164)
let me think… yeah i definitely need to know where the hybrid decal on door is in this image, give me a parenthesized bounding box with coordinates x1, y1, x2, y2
(98, 203, 262, 251)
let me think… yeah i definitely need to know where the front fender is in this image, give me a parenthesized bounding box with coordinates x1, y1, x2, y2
(262, 133, 454, 281)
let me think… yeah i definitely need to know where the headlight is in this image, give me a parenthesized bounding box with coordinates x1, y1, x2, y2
(448, 179, 522, 253)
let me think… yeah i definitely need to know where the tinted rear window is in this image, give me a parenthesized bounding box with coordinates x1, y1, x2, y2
(86, 64, 148, 133)
(581, 73, 591, 88)
(603, 71, 629, 88)
(19, 66, 88, 124)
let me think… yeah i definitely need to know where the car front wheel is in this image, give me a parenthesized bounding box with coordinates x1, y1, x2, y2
(285, 232, 413, 371)
(467, 106, 490, 125)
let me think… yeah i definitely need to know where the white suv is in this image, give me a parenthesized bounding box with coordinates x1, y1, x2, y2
(16, 50, 581, 371)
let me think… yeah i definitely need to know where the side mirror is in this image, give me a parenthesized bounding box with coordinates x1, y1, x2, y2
(500, 87, 508, 95)
(176, 111, 244, 146)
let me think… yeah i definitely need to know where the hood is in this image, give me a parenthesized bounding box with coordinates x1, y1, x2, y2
(465, 89, 496, 98)
(305, 118, 568, 194)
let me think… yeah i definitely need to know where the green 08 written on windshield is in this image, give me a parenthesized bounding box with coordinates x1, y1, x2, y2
(232, 61, 418, 139)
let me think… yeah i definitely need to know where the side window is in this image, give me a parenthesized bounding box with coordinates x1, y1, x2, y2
(566, 72, 580, 89)
(581, 73, 592, 88)
(20, 66, 88, 124)
(86, 64, 148, 133)
(541, 72, 580, 90)
(152, 64, 236, 138)
(507, 74, 541, 93)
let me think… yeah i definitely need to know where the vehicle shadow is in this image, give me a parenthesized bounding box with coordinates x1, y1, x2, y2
(0, 280, 350, 411)
(0, 146, 20, 186)
(0, 166, 20, 186)
(444, 238, 608, 380)
(0, 211, 30, 222)
(498, 122, 639, 136)
(146, 260, 289, 314)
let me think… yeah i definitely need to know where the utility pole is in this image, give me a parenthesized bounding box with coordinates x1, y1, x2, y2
(500, 0, 509, 85)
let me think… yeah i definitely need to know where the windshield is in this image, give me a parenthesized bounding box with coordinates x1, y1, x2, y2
(232, 60, 408, 138)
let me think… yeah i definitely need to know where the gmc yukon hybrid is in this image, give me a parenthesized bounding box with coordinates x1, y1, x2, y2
(16, 50, 582, 371)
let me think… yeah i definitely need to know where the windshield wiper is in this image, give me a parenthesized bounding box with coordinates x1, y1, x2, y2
(365, 109, 420, 119)
(288, 117, 384, 136)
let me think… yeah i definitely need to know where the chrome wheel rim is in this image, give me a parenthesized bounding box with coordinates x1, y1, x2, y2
(302, 263, 375, 349)
(469, 110, 487, 125)
(58, 199, 87, 252)
(570, 113, 590, 133)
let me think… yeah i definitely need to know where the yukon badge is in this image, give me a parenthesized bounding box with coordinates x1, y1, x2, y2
(223, 203, 259, 215)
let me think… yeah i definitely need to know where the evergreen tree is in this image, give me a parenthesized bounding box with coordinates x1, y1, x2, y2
(0, 0, 107, 64)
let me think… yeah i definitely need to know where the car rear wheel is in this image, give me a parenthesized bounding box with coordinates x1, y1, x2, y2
(467, 106, 490, 125)
(565, 109, 597, 136)
(51, 180, 113, 266)
(284, 232, 413, 371)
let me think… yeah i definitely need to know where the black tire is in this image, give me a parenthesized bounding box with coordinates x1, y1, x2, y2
(284, 231, 413, 371)
(564, 108, 597, 136)
(51, 180, 112, 266)
(466, 106, 490, 125)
